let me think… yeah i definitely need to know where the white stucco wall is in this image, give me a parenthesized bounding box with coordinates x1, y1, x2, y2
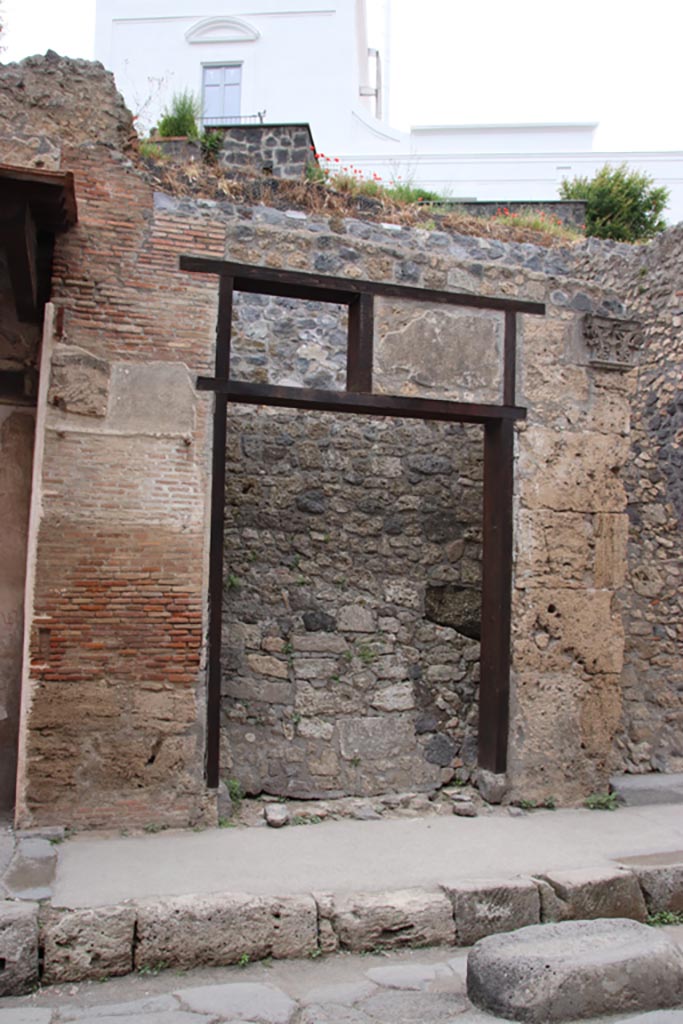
(95, 0, 683, 225)
(95, 0, 385, 151)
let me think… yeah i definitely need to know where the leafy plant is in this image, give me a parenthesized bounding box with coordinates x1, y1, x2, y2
(560, 163, 669, 242)
(226, 573, 241, 590)
(157, 91, 201, 139)
(200, 130, 223, 163)
(138, 140, 166, 161)
(584, 791, 619, 811)
(227, 777, 244, 809)
(647, 910, 683, 926)
(237, 953, 250, 968)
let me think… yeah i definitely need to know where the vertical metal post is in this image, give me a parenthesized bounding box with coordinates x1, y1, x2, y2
(206, 275, 233, 788)
(478, 417, 514, 773)
(346, 293, 374, 392)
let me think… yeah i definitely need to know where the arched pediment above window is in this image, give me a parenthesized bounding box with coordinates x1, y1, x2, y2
(185, 17, 260, 44)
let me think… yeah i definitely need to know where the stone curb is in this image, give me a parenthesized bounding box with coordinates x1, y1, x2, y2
(1, 860, 682, 994)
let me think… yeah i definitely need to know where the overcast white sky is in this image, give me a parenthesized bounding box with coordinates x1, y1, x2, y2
(2, 0, 682, 152)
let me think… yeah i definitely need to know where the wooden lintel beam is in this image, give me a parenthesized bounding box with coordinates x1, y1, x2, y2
(196, 378, 527, 424)
(0, 202, 39, 322)
(180, 255, 546, 316)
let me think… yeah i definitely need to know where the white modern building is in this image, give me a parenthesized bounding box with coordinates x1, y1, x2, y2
(95, 0, 683, 222)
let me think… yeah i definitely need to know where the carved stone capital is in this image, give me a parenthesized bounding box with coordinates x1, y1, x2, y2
(583, 314, 641, 371)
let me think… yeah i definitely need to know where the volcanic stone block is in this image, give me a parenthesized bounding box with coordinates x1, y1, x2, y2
(41, 904, 136, 983)
(135, 893, 317, 969)
(320, 888, 455, 952)
(445, 877, 540, 945)
(0, 900, 39, 996)
(536, 866, 647, 923)
(467, 919, 683, 1022)
(632, 863, 683, 914)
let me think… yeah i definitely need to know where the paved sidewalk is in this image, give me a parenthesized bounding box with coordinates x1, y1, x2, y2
(3, 937, 683, 1024)
(48, 803, 683, 908)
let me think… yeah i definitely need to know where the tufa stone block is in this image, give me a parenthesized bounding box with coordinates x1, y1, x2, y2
(41, 904, 136, 983)
(535, 865, 647, 923)
(135, 893, 317, 970)
(319, 888, 455, 952)
(445, 877, 540, 946)
(0, 900, 39, 996)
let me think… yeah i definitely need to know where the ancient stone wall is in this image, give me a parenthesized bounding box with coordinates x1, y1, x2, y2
(569, 233, 683, 775)
(0, 54, 649, 826)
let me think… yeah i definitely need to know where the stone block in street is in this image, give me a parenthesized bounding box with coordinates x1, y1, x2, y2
(536, 865, 647, 922)
(41, 905, 136, 983)
(467, 918, 683, 1022)
(135, 893, 317, 970)
(0, 900, 39, 996)
(320, 888, 455, 952)
(176, 982, 296, 1023)
(444, 876, 540, 945)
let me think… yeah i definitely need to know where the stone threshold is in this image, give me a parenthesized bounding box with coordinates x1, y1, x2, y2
(2, 856, 683, 996)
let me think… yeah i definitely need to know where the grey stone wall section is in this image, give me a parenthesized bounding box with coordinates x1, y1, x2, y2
(217, 125, 317, 179)
(221, 407, 482, 798)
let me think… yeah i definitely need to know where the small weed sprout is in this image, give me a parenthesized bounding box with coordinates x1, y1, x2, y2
(227, 777, 244, 809)
(138, 961, 168, 976)
(226, 573, 241, 590)
(237, 953, 250, 968)
(585, 792, 619, 811)
(357, 645, 376, 665)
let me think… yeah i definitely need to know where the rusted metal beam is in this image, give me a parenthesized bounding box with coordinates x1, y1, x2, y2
(180, 255, 546, 316)
(479, 418, 514, 773)
(503, 310, 517, 406)
(206, 277, 234, 790)
(347, 293, 374, 393)
(196, 379, 527, 424)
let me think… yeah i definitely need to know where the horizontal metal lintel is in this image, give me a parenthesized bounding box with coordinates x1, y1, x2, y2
(196, 378, 527, 424)
(180, 255, 546, 316)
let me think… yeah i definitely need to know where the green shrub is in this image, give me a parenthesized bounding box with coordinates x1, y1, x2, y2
(157, 91, 200, 139)
(560, 163, 668, 242)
